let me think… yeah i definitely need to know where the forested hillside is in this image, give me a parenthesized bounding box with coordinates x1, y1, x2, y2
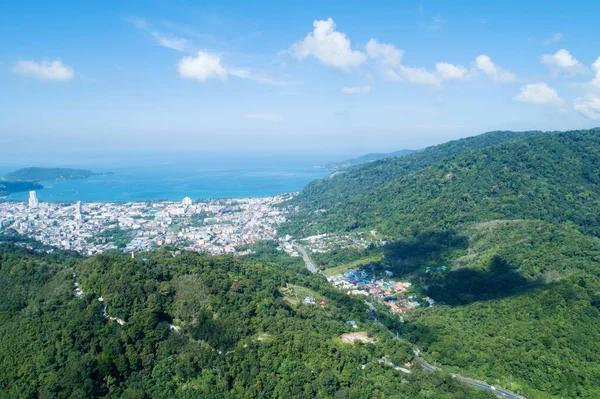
(288, 129, 550, 218)
(324, 149, 417, 171)
(280, 128, 600, 398)
(283, 128, 600, 238)
(4, 128, 600, 398)
(0, 242, 495, 398)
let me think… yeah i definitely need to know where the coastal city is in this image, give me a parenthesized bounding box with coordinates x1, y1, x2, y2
(1, 190, 435, 316)
(0, 191, 292, 256)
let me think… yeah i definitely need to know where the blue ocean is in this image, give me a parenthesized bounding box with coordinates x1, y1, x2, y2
(0, 153, 336, 202)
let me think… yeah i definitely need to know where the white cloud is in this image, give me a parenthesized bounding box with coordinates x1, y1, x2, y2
(366, 39, 403, 80)
(541, 49, 585, 75)
(514, 83, 563, 105)
(341, 85, 371, 94)
(229, 68, 292, 86)
(574, 95, 600, 119)
(289, 18, 366, 70)
(11, 60, 74, 81)
(543, 33, 563, 45)
(397, 65, 440, 86)
(178, 52, 289, 86)
(365, 39, 403, 68)
(151, 32, 189, 52)
(129, 17, 189, 52)
(474, 55, 516, 83)
(178, 52, 228, 81)
(591, 56, 600, 88)
(435, 62, 469, 81)
(366, 39, 467, 87)
(393, 62, 469, 88)
(244, 113, 283, 122)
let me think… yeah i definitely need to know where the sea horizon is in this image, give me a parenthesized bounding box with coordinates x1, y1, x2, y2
(0, 153, 338, 203)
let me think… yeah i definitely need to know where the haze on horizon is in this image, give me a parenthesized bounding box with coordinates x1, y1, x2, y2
(2, 0, 600, 158)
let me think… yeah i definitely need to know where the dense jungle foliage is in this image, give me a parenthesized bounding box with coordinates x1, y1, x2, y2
(4, 128, 600, 398)
(280, 128, 600, 398)
(0, 242, 497, 398)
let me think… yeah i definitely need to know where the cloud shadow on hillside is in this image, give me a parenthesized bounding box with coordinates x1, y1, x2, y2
(426, 255, 544, 306)
(381, 230, 469, 277)
(380, 230, 543, 306)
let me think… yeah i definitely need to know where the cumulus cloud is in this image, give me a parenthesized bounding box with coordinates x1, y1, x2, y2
(435, 62, 469, 81)
(394, 62, 468, 88)
(366, 39, 468, 87)
(289, 18, 366, 70)
(11, 60, 74, 81)
(243, 113, 283, 122)
(542, 49, 585, 75)
(396, 65, 440, 86)
(543, 33, 563, 45)
(178, 52, 228, 81)
(573, 58, 600, 118)
(474, 55, 516, 83)
(178, 52, 289, 85)
(591, 56, 600, 88)
(365, 39, 403, 80)
(574, 95, 600, 119)
(514, 83, 563, 105)
(365, 39, 403, 68)
(341, 85, 371, 94)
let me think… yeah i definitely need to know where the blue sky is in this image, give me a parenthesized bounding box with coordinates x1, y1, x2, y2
(1, 0, 600, 159)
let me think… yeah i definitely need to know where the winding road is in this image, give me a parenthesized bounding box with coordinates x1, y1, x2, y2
(293, 243, 317, 273)
(416, 355, 523, 399)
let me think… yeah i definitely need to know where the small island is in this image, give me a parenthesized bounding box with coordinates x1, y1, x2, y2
(3, 167, 110, 182)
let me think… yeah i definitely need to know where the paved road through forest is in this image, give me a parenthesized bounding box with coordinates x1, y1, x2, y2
(293, 243, 317, 273)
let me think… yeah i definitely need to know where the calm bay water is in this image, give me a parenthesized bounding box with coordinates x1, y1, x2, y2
(0, 154, 334, 202)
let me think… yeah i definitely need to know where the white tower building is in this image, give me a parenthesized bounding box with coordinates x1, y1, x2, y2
(182, 197, 193, 207)
(75, 201, 82, 221)
(28, 191, 39, 209)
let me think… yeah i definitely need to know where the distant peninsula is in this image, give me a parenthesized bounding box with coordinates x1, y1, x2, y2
(322, 149, 419, 171)
(3, 167, 112, 183)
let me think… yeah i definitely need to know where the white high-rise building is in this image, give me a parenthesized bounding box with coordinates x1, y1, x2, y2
(75, 201, 82, 220)
(182, 197, 193, 207)
(28, 191, 39, 208)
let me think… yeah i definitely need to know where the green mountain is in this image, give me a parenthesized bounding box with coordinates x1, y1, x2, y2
(283, 128, 600, 238)
(280, 127, 600, 398)
(0, 241, 495, 399)
(398, 220, 600, 398)
(3, 167, 103, 182)
(324, 149, 418, 171)
(5, 128, 600, 398)
(287, 130, 550, 220)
